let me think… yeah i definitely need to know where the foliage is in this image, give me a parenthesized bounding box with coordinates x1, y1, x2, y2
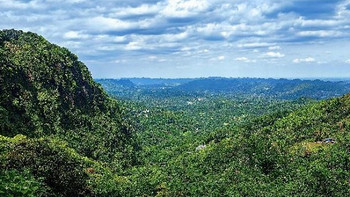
(0, 29, 135, 166)
(100, 77, 350, 196)
(0, 169, 46, 197)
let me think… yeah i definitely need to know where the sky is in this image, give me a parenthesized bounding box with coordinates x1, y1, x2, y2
(0, 0, 350, 78)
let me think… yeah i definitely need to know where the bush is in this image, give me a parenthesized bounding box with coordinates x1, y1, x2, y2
(0, 169, 46, 197)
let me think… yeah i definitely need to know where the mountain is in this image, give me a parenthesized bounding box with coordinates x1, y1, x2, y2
(0, 30, 135, 196)
(97, 77, 350, 102)
(126, 78, 194, 86)
(176, 78, 350, 99)
(97, 79, 136, 88)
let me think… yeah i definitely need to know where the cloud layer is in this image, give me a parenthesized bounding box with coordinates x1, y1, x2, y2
(1, 0, 350, 78)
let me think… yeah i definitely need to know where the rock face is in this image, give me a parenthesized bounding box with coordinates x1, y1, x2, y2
(0, 29, 134, 164)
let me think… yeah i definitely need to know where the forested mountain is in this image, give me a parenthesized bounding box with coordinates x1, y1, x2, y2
(0, 29, 136, 196)
(97, 77, 350, 101)
(126, 78, 194, 86)
(176, 78, 350, 99)
(1, 30, 350, 196)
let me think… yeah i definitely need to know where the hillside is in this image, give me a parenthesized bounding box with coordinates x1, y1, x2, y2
(152, 93, 350, 196)
(0, 30, 135, 196)
(106, 91, 350, 196)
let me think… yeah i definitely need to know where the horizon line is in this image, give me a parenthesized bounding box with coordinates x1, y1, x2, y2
(94, 76, 350, 81)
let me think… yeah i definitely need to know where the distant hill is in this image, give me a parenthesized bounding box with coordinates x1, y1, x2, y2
(97, 79, 135, 88)
(98, 77, 350, 100)
(124, 77, 194, 86)
(176, 78, 350, 99)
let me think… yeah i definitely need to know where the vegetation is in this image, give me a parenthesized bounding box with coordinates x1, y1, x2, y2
(0, 29, 135, 167)
(1, 29, 350, 196)
(97, 77, 350, 100)
(0, 29, 134, 196)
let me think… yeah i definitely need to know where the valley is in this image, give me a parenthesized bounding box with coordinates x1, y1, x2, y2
(1, 30, 350, 197)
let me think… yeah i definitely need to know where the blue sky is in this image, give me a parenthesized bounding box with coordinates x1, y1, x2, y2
(1, 0, 350, 78)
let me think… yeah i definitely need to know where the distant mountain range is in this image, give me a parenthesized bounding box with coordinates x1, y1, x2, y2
(96, 77, 350, 100)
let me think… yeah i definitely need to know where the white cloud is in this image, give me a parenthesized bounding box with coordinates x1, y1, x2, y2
(147, 55, 167, 62)
(268, 46, 280, 50)
(298, 19, 342, 27)
(238, 42, 275, 48)
(111, 4, 160, 17)
(160, 32, 189, 42)
(61, 0, 87, 4)
(114, 59, 127, 64)
(235, 57, 256, 63)
(180, 47, 192, 51)
(235, 57, 249, 61)
(218, 56, 225, 60)
(148, 56, 158, 60)
(88, 16, 136, 32)
(63, 31, 89, 39)
(297, 30, 345, 38)
(293, 57, 316, 63)
(161, 0, 209, 18)
(210, 55, 226, 61)
(97, 45, 119, 51)
(195, 23, 230, 40)
(125, 41, 144, 50)
(113, 36, 127, 43)
(265, 52, 285, 58)
(345, 59, 350, 64)
(0, 0, 45, 9)
(60, 41, 81, 49)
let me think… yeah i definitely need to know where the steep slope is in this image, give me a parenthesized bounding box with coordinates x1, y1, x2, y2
(0, 29, 138, 197)
(0, 29, 134, 165)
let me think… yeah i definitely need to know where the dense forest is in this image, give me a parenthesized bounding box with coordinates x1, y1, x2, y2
(1, 30, 350, 196)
